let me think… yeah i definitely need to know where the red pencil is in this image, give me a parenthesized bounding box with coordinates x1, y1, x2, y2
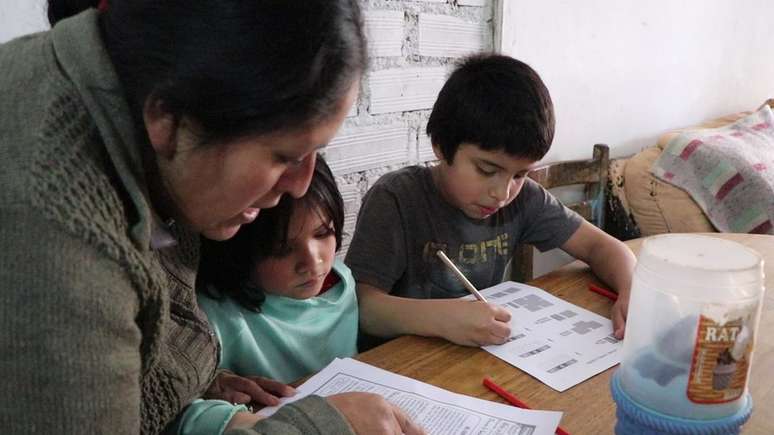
(483, 377, 570, 435)
(588, 283, 618, 301)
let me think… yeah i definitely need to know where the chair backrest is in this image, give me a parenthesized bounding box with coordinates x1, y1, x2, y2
(511, 144, 610, 282)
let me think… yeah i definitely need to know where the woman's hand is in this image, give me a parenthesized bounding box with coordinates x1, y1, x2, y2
(205, 371, 296, 406)
(327, 392, 426, 435)
(435, 299, 512, 347)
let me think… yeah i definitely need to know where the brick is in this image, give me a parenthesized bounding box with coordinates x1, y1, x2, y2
(418, 129, 437, 163)
(364, 10, 404, 57)
(324, 123, 412, 174)
(338, 181, 360, 257)
(368, 66, 448, 114)
(418, 13, 487, 58)
(458, 0, 488, 6)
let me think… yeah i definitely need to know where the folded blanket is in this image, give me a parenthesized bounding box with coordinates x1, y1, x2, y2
(651, 105, 774, 234)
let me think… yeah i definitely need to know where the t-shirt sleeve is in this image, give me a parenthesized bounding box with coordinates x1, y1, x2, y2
(344, 183, 407, 293)
(517, 180, 584, 252)
(174, 399, 248, 435)
(197, 295, 252, 374)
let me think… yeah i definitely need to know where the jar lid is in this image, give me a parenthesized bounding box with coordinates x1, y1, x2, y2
(637, 234, 764, 296)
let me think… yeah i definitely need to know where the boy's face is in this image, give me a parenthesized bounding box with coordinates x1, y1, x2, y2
(250, 205, 337, 299)
(432, 143, 538, 220)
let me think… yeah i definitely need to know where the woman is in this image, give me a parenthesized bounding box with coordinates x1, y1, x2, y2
(0, 1, 423, 434)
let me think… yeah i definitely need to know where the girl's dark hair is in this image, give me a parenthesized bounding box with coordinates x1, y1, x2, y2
(48, 0, 366, 144)
(47, 0, 98, 23)
(198, 155, 345, 311)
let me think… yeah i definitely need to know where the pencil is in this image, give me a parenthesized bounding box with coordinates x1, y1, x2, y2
(483, 377, 570, 435)
(588, 283, 618, 301)
(435, 250, 488, 303)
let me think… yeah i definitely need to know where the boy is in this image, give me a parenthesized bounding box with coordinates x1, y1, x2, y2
(345, 54, 635, 347)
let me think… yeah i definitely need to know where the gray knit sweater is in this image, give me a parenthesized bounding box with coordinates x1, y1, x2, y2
(0, 9, 353, 435)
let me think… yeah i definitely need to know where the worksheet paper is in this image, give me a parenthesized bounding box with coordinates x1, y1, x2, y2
(259, 357, 562, 435)
(480, 281, 622, 392)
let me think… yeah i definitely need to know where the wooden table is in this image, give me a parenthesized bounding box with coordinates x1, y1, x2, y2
(357, 233, 774, 434)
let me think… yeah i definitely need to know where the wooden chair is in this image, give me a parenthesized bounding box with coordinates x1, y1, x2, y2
(511, 144, 610, 282)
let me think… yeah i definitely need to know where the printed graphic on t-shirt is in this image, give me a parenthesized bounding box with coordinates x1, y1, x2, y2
(418, 233, 510, 298)
(421, 233, 509, 264)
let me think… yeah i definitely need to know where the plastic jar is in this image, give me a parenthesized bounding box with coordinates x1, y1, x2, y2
(619, 234, 764, 419)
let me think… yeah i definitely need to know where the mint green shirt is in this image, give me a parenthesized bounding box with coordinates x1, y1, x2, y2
(202, 259, 359, 383)
(176, 260, 358, 435)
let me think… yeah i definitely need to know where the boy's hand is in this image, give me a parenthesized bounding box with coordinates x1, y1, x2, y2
(560, 221, 635, 341)
(205, 370, 296, 406)
(611, 295, 629, 339)
(436, 299, 511, 346)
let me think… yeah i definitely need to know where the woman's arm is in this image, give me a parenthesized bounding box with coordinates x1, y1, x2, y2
(225, 393, 425, 435)
(0, 207, 143, 432)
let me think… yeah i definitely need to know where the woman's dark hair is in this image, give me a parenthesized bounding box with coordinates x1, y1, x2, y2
(426, 54, 554, 163)
(48, 0, 366, 144)
(198, 155, 345, 311)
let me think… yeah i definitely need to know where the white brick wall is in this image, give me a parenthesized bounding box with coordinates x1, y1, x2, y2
(331, 1, 494, 256)
(337, 182, 361, 259)
(418, 13, 487, 57)
(325, 123, 413, 174)
(368, 66, 448, 114)
(458, 0, 489, 6)
(364, 10, 404, 57)
(418, 125, 436, 163)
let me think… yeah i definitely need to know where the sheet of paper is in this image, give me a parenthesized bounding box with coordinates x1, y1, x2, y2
(480, 281, 621, 392)
(260, 357, 562, 435)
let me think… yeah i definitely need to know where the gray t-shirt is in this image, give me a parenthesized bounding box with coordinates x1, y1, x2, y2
(345, 165, 583, 299)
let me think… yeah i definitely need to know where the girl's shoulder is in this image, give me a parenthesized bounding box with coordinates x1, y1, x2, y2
(332, 259, 355, 287)
(197, 286, 249, 319)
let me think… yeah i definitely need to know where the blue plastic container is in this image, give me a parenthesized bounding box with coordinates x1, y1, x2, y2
(611, 371, 752, 434)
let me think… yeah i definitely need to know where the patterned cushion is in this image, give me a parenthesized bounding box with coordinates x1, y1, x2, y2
(625, 147, 715, 236)
(650, 105, 774, 234)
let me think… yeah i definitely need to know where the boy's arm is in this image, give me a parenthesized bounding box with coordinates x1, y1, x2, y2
(560, 221, 636, 339)
(347, 174, 509, 347)
(357, 282, 512, 347)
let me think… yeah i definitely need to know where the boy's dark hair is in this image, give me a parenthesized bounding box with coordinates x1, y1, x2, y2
(48, 0, 366, 146)
(198, 155, 344, 311)
(426, 54, 554, 163)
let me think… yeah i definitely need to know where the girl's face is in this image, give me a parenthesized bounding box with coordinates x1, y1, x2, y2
(149, 81, 358, 241)
(251, 205, 337, 299)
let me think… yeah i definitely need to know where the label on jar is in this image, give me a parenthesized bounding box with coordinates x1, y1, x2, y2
(686, 303, 759, 403)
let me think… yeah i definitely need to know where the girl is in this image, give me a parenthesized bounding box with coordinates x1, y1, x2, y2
(177, 156, 359, 434)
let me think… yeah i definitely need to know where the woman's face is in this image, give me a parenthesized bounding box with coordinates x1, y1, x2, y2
(251, 204, 337, 300)
(151, 82, 357, 241)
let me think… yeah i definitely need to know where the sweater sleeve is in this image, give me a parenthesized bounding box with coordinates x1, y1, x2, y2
(226, 396, 354, 435)
(0, 206, 143, 433)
